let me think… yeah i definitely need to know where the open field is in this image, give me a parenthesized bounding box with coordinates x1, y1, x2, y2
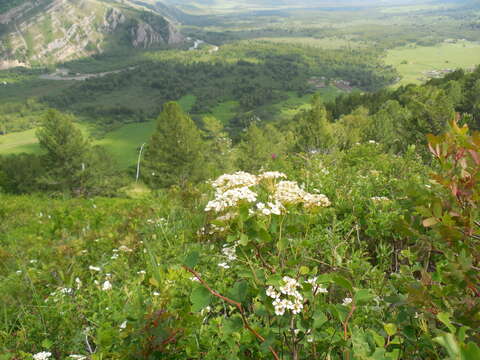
(254, 37, 367, 49)
(385, 41, 480, 86)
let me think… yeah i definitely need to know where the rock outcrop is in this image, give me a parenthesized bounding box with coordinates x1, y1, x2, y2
(0, 0, 184, 68)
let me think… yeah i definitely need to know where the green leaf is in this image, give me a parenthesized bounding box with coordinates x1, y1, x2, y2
(313, 311, 328, 329)
(228, 280, 249, 303)
(257, 227, 271, 243)
(239, 233, 250, 246)
(332, 274, 353, 291)
(184, 251, 199, 268)
(190, 286, 212, 312)
(462, 342, 480, 359)
(277, 237, 288, 251)
(299, 266, 310, 275)
(41, 339, 53, 349)
(223, 315, 243, 335)
(434, 334, 460, 359)
(437, 312, 456, 334)
(384, 323, 397, 337)
(354, 289, 374, 305)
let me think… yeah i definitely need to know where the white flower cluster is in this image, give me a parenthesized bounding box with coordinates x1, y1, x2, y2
(266, 277, 304, 316)
(205, 186, 258, 213)
(305, 277, 328, 296)
(258, 171, 287, 180)
(274, 181, 331, 208)
(33, 352, 52, 360)
(342, 297, 353, 306)
(218, 244, 238, 269)
(205, 172, 331, 217)
(371, 196, 390, 202)
(211, 171, 259, 191)
(250, 201, 285, 217)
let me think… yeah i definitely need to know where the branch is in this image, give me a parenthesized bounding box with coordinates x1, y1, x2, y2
(183, 266, 280, 360)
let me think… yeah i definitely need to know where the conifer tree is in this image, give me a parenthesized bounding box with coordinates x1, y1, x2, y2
(36, 109, 120, 196)
(295, 94, 334, 153)
(143, 102, 206, 187)
(36, 109, 90, 194)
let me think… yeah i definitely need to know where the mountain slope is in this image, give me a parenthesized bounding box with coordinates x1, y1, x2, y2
(0, 0, 184, 69)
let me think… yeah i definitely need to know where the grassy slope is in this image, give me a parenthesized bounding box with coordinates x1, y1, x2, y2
(385, 41, 480, 86)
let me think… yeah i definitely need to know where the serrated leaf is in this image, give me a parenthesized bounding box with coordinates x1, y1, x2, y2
(184, 251, 199, 268)
(190, 286, 212, 312)
(223, 315, 243, 335)
(228, 280, 249, 303)
(313, 311, 327, 329)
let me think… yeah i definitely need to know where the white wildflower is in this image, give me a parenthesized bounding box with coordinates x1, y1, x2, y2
(303, 193, 331, 209)
(120, 321, 127, 330)
(218, 262, 230, 269)
(102, 280, 112, 291)
(137, 270, 146, 275)
(118, 245, 133, 253)
(342, 297, 353, 306)
(371, 196, 390, 202)
(258, 171, 287, 180)
(211, 172, 258, 191)
(222, 245, 237, 261)
(75, 277, 82, 289)
(33, 352, 52, 360)
(89, 266, 101, 272)
(266, 286, 279, 299)
(153, 291, 160, 296)
(59, 287, 73, 295)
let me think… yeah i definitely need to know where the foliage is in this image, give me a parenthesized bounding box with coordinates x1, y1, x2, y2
(143, 102, 207, 187)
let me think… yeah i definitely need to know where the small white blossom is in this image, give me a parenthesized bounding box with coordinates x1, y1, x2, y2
(153, 291, 160, 296)
(342, 297, 353, 306)
(120, 321, 127, 329)
(218, 262, 230, 269)
(33, 352, 52, 360)
(102, 280, 112, 291)
(89, 266, 101, 272)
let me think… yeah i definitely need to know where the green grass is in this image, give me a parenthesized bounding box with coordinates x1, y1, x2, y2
(385, 41, 480, 86)
(273, 87, 345, 120)
(0, 129, 40, 155)
(204, 101, 239, 124)
(255, 37, 366, 49)
(0, 95, 198, 169)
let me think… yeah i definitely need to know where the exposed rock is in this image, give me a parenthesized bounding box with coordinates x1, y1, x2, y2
(0, 0, 184, 68)
(103, 8, 126, 33)
(131, 21, 165, 48)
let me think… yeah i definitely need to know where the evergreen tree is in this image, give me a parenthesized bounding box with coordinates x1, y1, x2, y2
(36, 109, 91, 194)
(333, 106, 371, 150)
(143, 102, 206, 187)
(36, 109, 120, 196)
(295, 94, 334, 153)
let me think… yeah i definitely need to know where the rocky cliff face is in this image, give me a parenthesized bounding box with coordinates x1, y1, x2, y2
(0, 0, 184, 69)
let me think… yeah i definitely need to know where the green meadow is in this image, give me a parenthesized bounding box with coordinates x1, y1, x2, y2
(385, 41, 480, 86)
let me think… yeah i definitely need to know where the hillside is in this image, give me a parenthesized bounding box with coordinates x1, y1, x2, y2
(0, 0, 184, 68)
